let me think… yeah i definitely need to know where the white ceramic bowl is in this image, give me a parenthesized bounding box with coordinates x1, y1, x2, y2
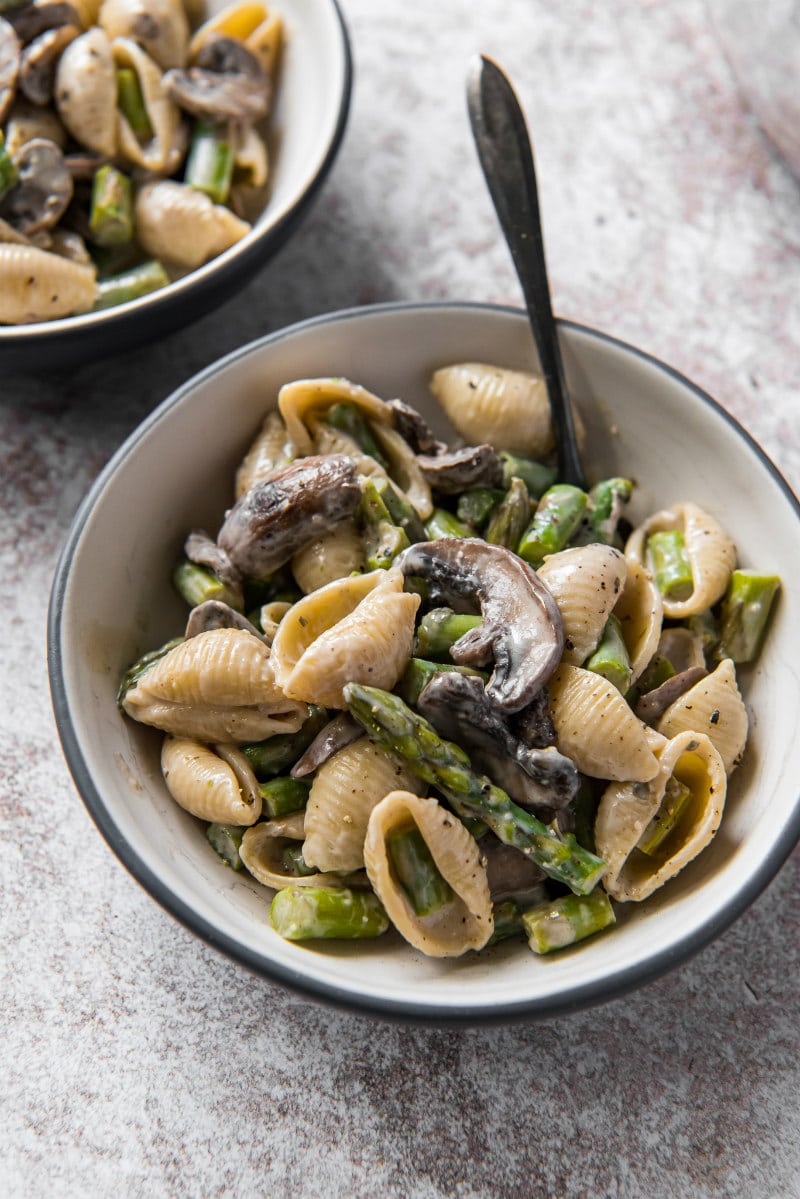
(0, 0, 351, 371)
(48, 302, 800, 1023)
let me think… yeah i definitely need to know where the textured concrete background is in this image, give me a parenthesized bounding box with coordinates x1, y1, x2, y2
(3, 1, 800, 1196)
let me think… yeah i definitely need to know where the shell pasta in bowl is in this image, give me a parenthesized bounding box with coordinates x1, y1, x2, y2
(48, 303, 800, 1022)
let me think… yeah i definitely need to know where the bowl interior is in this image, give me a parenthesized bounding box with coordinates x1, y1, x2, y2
(50, 303, 800, 1020)
(0, 0, 350, 356)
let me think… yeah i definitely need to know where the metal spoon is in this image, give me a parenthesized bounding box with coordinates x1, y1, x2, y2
(467, 54, 586, 490)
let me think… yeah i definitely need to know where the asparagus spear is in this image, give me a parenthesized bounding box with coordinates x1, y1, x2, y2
(270, 886, 389, 940)
(646, 529, 694, 602)
(718, 569, 781, 663)
(117, 67, 153, 139)
(522, 889, 616, 954)
(260, 777, 311, 819)
(486, 899, 525, 946)
(117, 637, 184, 704)
(325, 402, 388, 468)
(358, 476, 410, 569)
(498, 451, 556, 499)
(173, 558, 242, 610)
(456, 487, 505, 529)
(242, 706, 329, 778)
(185, 121, 235, 204)
(585, 613, 633, 692)
(485, 477, 530, 550)
(379, 477, 426, 543)
(414, 607, 481, 660)
(397, 657, 485, 706)
(518, 484, 589, 566)
(0, 135, 18, 204)
(344, 683, 606, 895)
(424, 508, 474, 540)
(206, 823, 244, 870)
(281, 844, 318, 877)
(636, 775, 692, 855)
(586, 477, 633, 544)
(387, 825, 454, 916)
(93, 260, 170, 310)
(89, 165, 133, 247)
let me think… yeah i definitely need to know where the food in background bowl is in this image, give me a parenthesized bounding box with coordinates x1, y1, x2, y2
(0, 0, 283, 322)
(115, 366, 780, 962)
(48, 305, 800, 1022)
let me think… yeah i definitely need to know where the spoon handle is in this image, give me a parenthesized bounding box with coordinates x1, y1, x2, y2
(467, 54, 586, 490)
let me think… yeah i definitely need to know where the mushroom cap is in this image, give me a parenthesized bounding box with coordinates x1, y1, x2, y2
(416, 443, 503, 493)
(163, 33, 269, 122)
(2, 137, 73, 234)
(18, 24, 78, 105)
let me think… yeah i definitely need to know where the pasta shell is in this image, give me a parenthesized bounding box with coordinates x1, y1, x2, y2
(188, 1, 268, 58)
(54, 28, 117, 156)
(548, 664, 660, 782)
(246, 11, 282, 76)
(235, 410, 293, 498)
(291, 520, 365, 595)
(0, 244, 96, 323)
(121, 627, 308, 741)
(371, 422, 433, 519)
(537, 544, 628, 665)
(363, 791, 493, 957)
(303, 738, 424, 873)
(112, 38, 184, 173)
(278, 377, 392, 457)
(270, 568, 420, 709)
(99, 0, 189, 69)
(161, 737, 262, 824)
(134, 180, 250, 269)
(258, 600, 291, 646)
(613, 559, 663, 684)
(595, 730, 727, 901)
(231, 121, 269, 188)
(656, 658, 748, 774)
(240, 815, 367, 891)
(625, 502, 737, 619)
(430, 362, 574, 459)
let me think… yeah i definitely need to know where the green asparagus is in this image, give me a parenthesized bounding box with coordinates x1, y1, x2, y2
(117, 637, 184, 704)
(270, 886, 390, 940)
(636, 775, 693, 855)
(325, 402, 388, 468)
(413, 608, 481, 660)
(206, 823, 244, 870)
(424, 508, 474, 540)
(498, 451, 556, 499)
(93, 260, 170, 310)
(0, 135, 18, 204)
(518, 484, 589, 566)
(242, 707, 329, 778)
(456, 487, 505, 529)
(89, 165, 133, 247)
(358, 476, 410, 569)
(522, 890, 616, 954)
(172, 558, 242, 610)
(647, 529, 694, 602)
(718, 569, 781, 663)
(585, 614, 633, 692)
(688, 609, 720, 663)
(486, 900, 525, 946)
(586, 477, 633, 544)
(260, 776, 311, 819)
(485, 477, 531, 550)
(185, 121, 234, 204)
(387, 825, 454, 916)
(397, 657, 485, 706)
(117, 67, 153, 139)
(281, 844, 318, 877)
(344, 683, 606, 895)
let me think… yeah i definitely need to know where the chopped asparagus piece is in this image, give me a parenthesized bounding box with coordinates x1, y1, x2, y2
(424, 508, 474, 540)
(637, 775, 693, 855)
(260, 776, 311, 819)
(485, 477, 531, 550)
(456, 487, 505, 529)
(281, 844, 318, 877)
(647, 529, 694, 602)
(117, 67, 153, 139)
(499, 451, 556, 499)
(396, 657, 485, 706)
(0, 135, 18, 203)
(185, 121, 235, 204)
(325, 402, 388, 468)
(486, 899, 524, 945)
(89, 165, 133, 247)
(522, 889, 615, 954)
(378, 477, 426, 542)
(93, 260, 170, 310)
(242, 707, 329, 778)
(359, 476, 410, 569)
(117, 637, 184, 704)
(387, 824, 454, 916)
(206, 823, 244, 870)
(345, 683, 606, 895)
(518, 484, 589, 565)
(688, 609, 720, 663)
(718, 570, 781, 663)
(270, 886, 389, 940)
(585, 613, 633, 692)
(173, 558, 242, 610)
(414, 608, 481, 660)
(587, 477, 633, 544)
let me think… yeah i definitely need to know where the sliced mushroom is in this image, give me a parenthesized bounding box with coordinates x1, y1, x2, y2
(509, 688, 557, 749)
(48, 225, 90, 261)
(62, 150, 108, 178)
(0, 17, 20, 124)
(4, 96, 67, 154)
(634, 666, 708, 725)
(417, 670, 578, 812)
(2, 138, 72, 233)
(399, 538, 564, 713)
(184, 599, 264, 642)
(290, 713, 364, 779)
(183, 529, 243, 602)
(6, 2, 81, 45)
(98, 0, 189, 70)
(478, 834, 547, 905)
(416, 444, 503, 493)
(163, 33, 269, 122)
(386, 396, 444, 455)
(19, 24, 78, 105)
(217, 454, 362, 580)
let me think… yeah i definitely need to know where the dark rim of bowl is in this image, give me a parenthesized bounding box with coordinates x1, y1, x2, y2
(0, 0, 353, 348)
(47, 301, 800, 1025)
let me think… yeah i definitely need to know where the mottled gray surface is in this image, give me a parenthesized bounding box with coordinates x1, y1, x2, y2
(3, 1, 800, 1196)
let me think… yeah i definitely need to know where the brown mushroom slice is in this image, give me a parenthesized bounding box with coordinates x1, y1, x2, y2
(5, 96, 67, 154)
(370, 422, 433, 518)
(302, 737, 423, 873)
(3, 137, 72, 233)
(0, 17, 20, 124)
(385, 396, 444, 455)
(277, 377, 393, 457)
(188, 0, 268, 58)
(270, 568, 420, 709)
(48, 226, 90, 262)
(0, 242, 95, 322)
(240, 815, 367, 892)
(18, 24, 78, 105)
(163, 34, 269, 122)
(121, 626, 308, 742)
(54, 27, 117, 155)
(416, 443, 503, 494)
(184, 599, 264, 642)
(655, 658, 748, 774)
(364, 791, 493, 957)
(6, 2, 81, 45)
(537, 544, 628, 666)
(479, 833, 547, 905)
(289, 712, 363, 779)
(111, 37, 184, 173)
(634, 666, 708, 726)
(217, 454, 362, 580)
(98, 0, 189, 70)
(595, 730, 727, 901)
(399, 538, 564, 713)
(134, 179, 249, 269)
(161, 736, 262, 825)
